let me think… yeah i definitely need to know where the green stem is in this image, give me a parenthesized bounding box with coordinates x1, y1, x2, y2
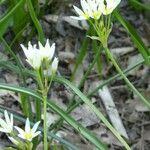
(36, 69, 48, 149)
(43, 94, 48, 150)
(105, 47, 150, 110)
(26, 141, 33, 150)
(36, 70, 44, 90)
(43, 67, 54, 150)
(92, 40, 102, 79)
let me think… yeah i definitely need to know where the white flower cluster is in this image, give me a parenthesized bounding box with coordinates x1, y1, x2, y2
(0, 110, 40, 147)
(21, 39, 58, 73)
(73, 0, 121, 20)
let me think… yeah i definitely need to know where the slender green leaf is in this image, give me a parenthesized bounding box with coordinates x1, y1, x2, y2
(27, 0, 45, 43)
(114, 10, 150, 65)
(129, 0, 150, 11)
(53, 77, 131, 150)
(0, 0, 24, 37)
(0, 83, 108, 150)
(11, 0, 27, 34)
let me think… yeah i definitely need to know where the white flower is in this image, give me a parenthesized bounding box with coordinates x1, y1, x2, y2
(101, 0, 121, 15)
(21, 42, 42, 69)
(0, 110, 13, 133)
(15, 118, 41, 142)
(38, 39, 55, 61)
(51, 57, 59, 74)
(21, 40, 56, 69)
(73, 0, 102, 20)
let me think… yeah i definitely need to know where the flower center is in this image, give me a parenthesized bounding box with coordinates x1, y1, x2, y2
(24, 132, 33, 141)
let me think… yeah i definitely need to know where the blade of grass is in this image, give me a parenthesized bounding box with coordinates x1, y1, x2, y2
(92, 40, 103, 79)
(50, 45, 102, 131)
(0, 37, 26, 85)
(27, 0, 45, 43)
(0, 83, 108, 150)
(54, 77, 131, 150)
(129, 0, 150, 11)
(0, 37, 33, 119)
(114, 10, 150, 65)
(50, 55, 147, 132)
(0, 0, 24, 37)
(10, 0, 27, 34)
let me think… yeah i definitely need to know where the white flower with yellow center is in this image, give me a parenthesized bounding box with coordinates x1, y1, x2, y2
(0, 110, 13, 133)
(15, 118, 41, 142)
(21, 42, 42, 69)
(101, 0, 121, 15)
(73, 0, 102, 20)
(38, 39, 55, 61)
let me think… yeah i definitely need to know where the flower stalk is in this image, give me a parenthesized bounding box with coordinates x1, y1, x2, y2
(104, 46, 150, 110)
(21, 40, 58, 150)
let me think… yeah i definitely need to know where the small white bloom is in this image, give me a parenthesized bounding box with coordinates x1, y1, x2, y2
(21, 42, 42, 69)
(101, 0, 121, 15)
(51, 57, 59, 74)
(0, 110, 13, 133)
(38, 39, 55, 61)
(15, 118, 41, 142)
(8, 136, 19, 146)
(73, 0, 102, 20)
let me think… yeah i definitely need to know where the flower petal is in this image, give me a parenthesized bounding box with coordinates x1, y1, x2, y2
(4, 110, 10, 125)
(32, 131, 41, 138)
(0, 118, 8, 129)
(73, 5, 86, 19)
(25, 118, 31, 133)
(0, 127, 8, 133)
(31, 121, 40, 133)
(15, 126, 25, 135)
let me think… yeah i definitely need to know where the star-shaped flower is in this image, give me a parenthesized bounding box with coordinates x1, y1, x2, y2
(21, 42, 42, 69)
(15, 118, 41, 142)
(38, 39, 55, 61)
(73, 0, 103, 20)
(0, 110, 13, 133)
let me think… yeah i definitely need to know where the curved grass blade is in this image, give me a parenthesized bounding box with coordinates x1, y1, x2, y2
(27, 0, 45, 43)
(114, 10, 150, 65)
(0, 0, 24, 37)
(0, 83, 108, 150)
(129, 0, 150, 11)
(53, 77, 131, 150)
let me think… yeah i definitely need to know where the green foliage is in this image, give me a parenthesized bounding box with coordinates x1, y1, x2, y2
(129, 0, 150, 11)
(0, 0, 150, 149)
(114, 10, 150, 65)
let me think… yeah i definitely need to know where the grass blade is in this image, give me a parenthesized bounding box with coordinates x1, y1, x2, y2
(114, 10, 150, 65)
(0, 83, 108, 150)
(129, 0, 150, 11)
(0, 0, 24, 37)
(54, 77, 131, 150)
(27, 0, 45, 43)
